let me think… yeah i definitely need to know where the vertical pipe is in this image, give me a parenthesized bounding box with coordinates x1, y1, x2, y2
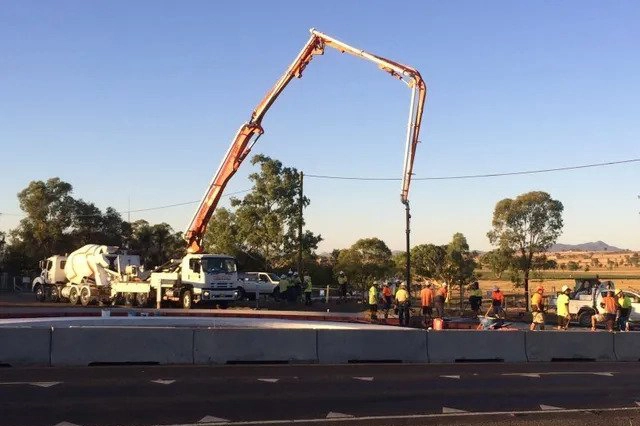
(298, 171, 304, 276)
(405, 201, 411, 298)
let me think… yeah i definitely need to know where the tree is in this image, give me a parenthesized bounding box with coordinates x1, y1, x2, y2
(630, 253, 640, 267)
(335, 238, 393, 291)
(229, 155, 322, 270)
(411, 244, 447, 280)
(487, 191, 564, 310)
(567, 261, 579, 271)
(443, 233, 476, 311)
(129, 220, 184, 268)
(480, 249, 513, 279)
(12, 178, 76, 262)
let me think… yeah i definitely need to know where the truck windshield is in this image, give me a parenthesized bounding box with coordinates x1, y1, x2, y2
(201, 258, 237, 274)
(268, 273, 279, 281)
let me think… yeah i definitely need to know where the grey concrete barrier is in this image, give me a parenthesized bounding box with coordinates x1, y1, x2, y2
(51, 327, 194, 366)
(526, 331, 615, 362)
(613, 332, 640, 361)
(428, 330, 527, 362)
(194, 329, 317, 364)
(317, 329, 427, 364)
(0, 327, 51, 366)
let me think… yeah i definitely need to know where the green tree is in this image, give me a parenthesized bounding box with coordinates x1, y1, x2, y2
(392, 251, 407, 276)
(487, 191, 564, 310)
(480, 249, 513, 279)
(129, 220, 184, 268)
(230, 155, 322, 270)
(411, 243, 447, 280)
(443, 233, 477, 311)
(630, 253, 640, 267)
(567, 261, 579, 271)
(335, 238, 393, 292)
(12, 178, 76, 262)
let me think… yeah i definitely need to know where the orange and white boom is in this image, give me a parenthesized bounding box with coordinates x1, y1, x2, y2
(185, 28, 427, 253)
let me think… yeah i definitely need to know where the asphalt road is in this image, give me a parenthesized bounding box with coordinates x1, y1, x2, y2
(2, 362, 640, 426)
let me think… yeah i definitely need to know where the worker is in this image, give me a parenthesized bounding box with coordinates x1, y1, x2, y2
(338, 271, 348, 302)
(286, 270, 297, 303)
(489, 285, 505, 319)
(616, 289, 632, 331)
(278, 274, 289, 301)
(368, 281, 379, 321)
(395, 283, 410, 326)
(303, 270, 313, 306)
(591, 290, 617, 332)
(434, 283, 448, 319)
(382, 282, 394, 319)
(556, 285, 571, 330)
(421, 281, 434, 325)
(468, 281, 483, 317)
(530, 286, 545, 331)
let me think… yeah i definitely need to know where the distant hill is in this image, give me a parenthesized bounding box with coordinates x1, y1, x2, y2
(548, 241, 625, 252)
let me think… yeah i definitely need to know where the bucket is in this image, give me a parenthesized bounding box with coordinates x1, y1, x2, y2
(433, 318, 444, 330)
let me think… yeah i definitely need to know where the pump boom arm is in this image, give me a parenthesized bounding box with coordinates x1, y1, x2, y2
(185, 28, 426, 253)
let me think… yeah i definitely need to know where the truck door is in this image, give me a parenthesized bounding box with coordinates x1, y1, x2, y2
(188, 259, 202, 283)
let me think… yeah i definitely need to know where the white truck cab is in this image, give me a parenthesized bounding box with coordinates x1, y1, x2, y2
(568, 279, 615, 327)
(151, 253, 239, 308)
(32, 255, 68, 301)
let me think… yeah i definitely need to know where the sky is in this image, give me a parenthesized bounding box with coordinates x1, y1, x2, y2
(1, 0, 639, 252)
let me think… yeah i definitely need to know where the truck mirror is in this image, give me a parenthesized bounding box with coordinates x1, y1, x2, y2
(38, 260, 44, 269)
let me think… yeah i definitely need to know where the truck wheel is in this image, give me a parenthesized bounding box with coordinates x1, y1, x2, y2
(34, 285, 46, 303)
(578, 311, 593, 328)
(181, 290, 193, 310)
(48, 285, 60, 303)
(69, 287, 79, 305)
(218, 301, 229, 310)
(80, 287, 91, 307)
(136, 292, 149, 307)
(236, 287, 246, 301)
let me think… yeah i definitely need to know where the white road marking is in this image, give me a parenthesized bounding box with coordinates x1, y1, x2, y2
(440, 375, 460, 379)
(0, 381, 61, 388)
(54, 422, 81, 426)
(503, 373, 541, 378)
(258, 379, 279, 383)
(162, 405, 640, 425)
(540, 404, 563, 411)
(198, 416, 229, 424)
(353, 377, 374, 382)
(442, 407, 467, 413)
(151, 379, 176, 385)
(326, 412, 354, 419)
(503, 372, 614, 378)
(636, 402, 640, 407)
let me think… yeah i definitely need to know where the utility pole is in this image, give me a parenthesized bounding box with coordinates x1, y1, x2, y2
(298, 171, 304, 276)
(404, 201, 411, 297)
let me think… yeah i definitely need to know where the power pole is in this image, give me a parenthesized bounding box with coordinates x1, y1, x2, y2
(298, 171, 304, 276)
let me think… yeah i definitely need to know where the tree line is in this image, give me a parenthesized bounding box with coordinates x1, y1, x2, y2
(0, 155, 566, 309)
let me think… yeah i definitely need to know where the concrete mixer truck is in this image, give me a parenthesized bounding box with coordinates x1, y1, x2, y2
(32, 244, 239, 309)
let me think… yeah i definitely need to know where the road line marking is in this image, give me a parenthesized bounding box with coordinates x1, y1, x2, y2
(0, 381, 61, 388)
(151, 379, 176, 385)
(593, 372, 614, 377)
(198, 416, 229, 424)
(54, 422, 81, 426)
(440, 375, 460, 379)
(258, 379, 279, 383)
(502, 373, 540, 378)
(326, 412, 354, 419)
(442, 407, 467, 413)
(636, 402, 640, 407)
(160, 406, 640, 426)
(540, 404, 563, 411)
(353, 377, 374, 382)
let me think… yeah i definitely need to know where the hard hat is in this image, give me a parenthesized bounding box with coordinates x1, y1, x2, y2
(615, 288, 622, 295)
(280, 274, 287, 279)
(287, 270, 293, 276)
(536, 286, 544, 293)
(493, 286, 499, 291)
(442, 282, 448, 287)
(561, 285, 569, 292)
(426, 282, 432, 287)
(293, 271, 299, 276)
(339, 271, 344, 275)
(400, 283, 407, 288)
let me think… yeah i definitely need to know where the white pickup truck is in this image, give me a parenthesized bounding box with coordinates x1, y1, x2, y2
(237, 272, 281, 300)
(568, 279, 615, 326)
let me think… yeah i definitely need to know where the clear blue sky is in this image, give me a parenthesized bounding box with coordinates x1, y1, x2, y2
(1, 0, 639, 252)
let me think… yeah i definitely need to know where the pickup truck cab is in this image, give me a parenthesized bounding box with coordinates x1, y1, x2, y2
(237, 272, 280, 300)
(568, 279, 615, 327)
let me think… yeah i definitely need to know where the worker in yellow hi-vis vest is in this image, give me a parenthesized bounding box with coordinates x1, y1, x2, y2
(303, 270, 313, 306)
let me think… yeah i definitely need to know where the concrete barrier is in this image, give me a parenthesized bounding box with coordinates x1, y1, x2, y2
(428, 330, 526, 362)
(614, 332, 640, 361)
(194, 329, 317, 364)
(51, 327, 194, 366)
(526, 331, 615, 362)
(0, 327, 51, 366)
(317, 329, 427, 364)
